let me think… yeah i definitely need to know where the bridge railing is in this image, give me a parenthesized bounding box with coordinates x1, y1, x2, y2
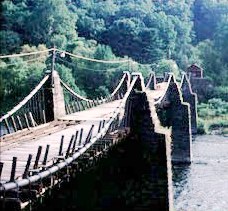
(0, 48, 132, 137)
(0, 75, 50, 136)
(0, 75, 138, 193)
(60, 72, 129, 115)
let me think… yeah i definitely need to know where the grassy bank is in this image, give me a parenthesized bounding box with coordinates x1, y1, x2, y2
(197, 98, 228, 135)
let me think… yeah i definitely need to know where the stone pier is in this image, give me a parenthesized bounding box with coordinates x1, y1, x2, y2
(181, 74, 198, 135)
(156, 75, 192, 164)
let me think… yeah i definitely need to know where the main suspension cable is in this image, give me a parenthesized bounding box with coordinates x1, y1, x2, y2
(0, 47, 132, 64)
(55, 48, 129, 64)
(0, 48, 54, 59)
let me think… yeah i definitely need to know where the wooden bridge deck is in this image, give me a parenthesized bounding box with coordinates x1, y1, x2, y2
(0, 100, 122, 182)
(59, 100, 122, 121)
(149, 82, 168, 100)
(0, 80, 168, 183)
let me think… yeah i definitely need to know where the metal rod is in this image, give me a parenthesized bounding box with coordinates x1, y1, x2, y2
(72, 131, 78, 152)
(71, 102, 75, 113)
(29, 112, 36, 127)
(79, 128, 83, 146)
(85, 125, 94, 144)
(31, 96, 35, 121)
(33, 96, 38, 119)
(42, 109, 46, 124)
(86, 101, 90, 109)
(23, 154, 32, 179)
(16, 115, 23, 130)
(98, 121, 102, 133)
(66, 135, 74, 158)
(42, 88, 46, 122)
(59, 135, 64, 156)
(80, 101, 86, 110)
(76, 100, 81, 111)
(0, 162, 3, 179)
(93, 100, 96, 107)
(10, 157, 17, 182)
(68, 103, 73, 114)
(100, 96, 104, 103)
(42, 145, 50, 166)
(11, 116, 17, 132)
(38, 91, 43, 124)
(117, 92, 120, 100)
(109, 121, 114, 133)
(35, 94, 39, 121)
(74, 101, 79, 112)
(34, 146, 42, 169)
(74, 101, 78, 112)
(115, 115, 120, 130)
(97, 98, 100, 105)
(24, 113, 30, 128)
(4, 119, 10, 134)
(102, 120, 106, 128)
(72, 102, 76, 113)
(65, 104, 69, 115)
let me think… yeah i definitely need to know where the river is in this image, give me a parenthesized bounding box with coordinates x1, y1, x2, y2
(173, 135, 228, 211)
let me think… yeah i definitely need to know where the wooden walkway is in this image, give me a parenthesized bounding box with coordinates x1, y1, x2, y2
(0, 100, 122, 182)
(0, 82, 168, 183)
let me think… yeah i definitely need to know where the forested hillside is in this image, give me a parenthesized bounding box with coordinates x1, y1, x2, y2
(0, 0, 227, 133)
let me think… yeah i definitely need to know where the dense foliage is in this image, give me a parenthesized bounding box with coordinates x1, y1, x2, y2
(198, 98, 228, 134)
(0, 0, 227, 124)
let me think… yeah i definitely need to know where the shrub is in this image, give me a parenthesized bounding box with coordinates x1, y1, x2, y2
(212, 86, 228, 101)
(197, 118, 206, 134)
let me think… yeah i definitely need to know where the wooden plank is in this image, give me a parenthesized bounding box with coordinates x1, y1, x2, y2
(0, 100, 121, 182)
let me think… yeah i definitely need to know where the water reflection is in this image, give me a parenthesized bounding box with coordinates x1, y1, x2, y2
(172, 165, 190, 201)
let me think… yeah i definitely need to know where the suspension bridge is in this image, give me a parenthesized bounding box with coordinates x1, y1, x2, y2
(0, 48, 197, 211)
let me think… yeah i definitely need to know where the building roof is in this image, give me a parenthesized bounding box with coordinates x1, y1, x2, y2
(187, 64, 203, 72)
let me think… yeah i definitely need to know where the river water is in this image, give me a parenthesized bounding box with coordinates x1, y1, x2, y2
(173, 135, 228, 211)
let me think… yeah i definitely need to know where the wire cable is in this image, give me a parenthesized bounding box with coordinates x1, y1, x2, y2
(56, 56, 127, 72)
(0, 47, 132, 64)
(0, 55, 51, 67)
(0, 75, 50, 121)
(0, 48, 54, 59)
(55, 48, 130, 64)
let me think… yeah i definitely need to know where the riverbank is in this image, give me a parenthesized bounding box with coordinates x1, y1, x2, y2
(197, 98, 228, 136)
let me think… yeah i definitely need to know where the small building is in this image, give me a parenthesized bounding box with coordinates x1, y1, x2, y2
(186, 64, 203, 78)
(186, 64, 213, 102)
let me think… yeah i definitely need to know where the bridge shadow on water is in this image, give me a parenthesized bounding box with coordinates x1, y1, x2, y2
(34, 134, 168, 211)
(172, 165, 190, 202)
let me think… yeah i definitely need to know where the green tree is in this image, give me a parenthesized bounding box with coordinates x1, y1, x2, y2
(0, 30, 22, 54)
(26, 0, 77, 48)
(154, 59, 180, 79)
(0, 45, 48, 112)
(193, 0, 228, 42)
